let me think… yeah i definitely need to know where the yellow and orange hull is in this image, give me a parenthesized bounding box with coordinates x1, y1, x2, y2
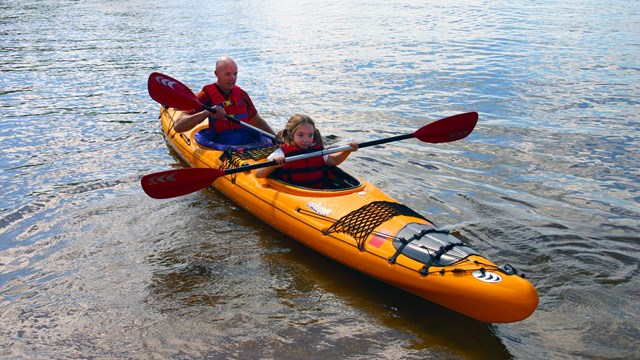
(159, 108, 538, 323)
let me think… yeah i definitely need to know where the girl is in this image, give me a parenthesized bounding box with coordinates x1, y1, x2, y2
(255, 114, 358, 188)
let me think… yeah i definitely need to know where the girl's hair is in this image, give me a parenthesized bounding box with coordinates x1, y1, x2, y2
(277, 114, 324, 149)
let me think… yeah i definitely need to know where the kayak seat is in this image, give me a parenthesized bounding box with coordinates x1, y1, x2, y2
(321, 166, 362, 190)
(194, 128, 274, 151)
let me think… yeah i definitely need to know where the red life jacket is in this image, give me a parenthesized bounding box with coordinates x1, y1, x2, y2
(201, 84, 251, 133)
(275, 143, 327, 188)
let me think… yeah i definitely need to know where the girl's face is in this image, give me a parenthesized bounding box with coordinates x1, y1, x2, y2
(292, 123, 315, 149)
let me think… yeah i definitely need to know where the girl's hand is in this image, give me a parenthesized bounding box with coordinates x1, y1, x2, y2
(273, 155, 285, 164)
(349, 142, 359, 151)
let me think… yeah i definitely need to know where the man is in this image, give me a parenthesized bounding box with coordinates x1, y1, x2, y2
(173, 56, 275, 144)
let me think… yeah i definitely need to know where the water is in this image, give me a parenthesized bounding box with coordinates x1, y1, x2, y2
(1, 0, 638, 358)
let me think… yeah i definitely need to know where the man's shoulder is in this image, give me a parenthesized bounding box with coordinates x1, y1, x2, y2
(233, 86, 255, 112)
(232, 85, 251, 97)
(201, 83, 217, 94)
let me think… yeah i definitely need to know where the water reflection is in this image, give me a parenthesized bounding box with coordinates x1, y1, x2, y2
(145, 202, 512, 358)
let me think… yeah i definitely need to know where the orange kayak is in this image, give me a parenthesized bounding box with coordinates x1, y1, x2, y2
(157, 107, 538, 323)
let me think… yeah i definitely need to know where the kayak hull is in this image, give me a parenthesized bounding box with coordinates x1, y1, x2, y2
(157, 108, 538, 323)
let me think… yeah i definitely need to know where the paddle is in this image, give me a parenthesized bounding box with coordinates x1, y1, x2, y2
(147, 72, 276, 140)
(141, 112, 478, 199)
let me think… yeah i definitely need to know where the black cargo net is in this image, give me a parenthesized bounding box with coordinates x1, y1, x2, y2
(218, 145, 279, 183)
(233, 145, 279, 161)
(325, 201, 427, 249)
(220, 145, 279, 168)
(218, 151, 238, 176)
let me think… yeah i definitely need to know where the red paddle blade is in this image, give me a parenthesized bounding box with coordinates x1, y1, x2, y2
(147, 72, 203, 111)
(413, 112, 478, 143)
(141, 168, 225, 199)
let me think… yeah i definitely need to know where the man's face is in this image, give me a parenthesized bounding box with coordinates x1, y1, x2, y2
(215, 61, 238, 93)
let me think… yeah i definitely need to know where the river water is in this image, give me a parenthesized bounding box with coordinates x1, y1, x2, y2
(1, 0, 638, 359)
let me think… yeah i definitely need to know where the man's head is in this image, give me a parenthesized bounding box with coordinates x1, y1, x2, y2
(214, 56, 238, 94)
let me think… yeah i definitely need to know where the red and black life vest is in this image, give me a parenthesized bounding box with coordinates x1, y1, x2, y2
(274, 143, 327, 188)
(201, 84, 250, 133)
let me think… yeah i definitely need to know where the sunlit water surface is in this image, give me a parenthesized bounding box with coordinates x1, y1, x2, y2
(1, 0, 638, 359)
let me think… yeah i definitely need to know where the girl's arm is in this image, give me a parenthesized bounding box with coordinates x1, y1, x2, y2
(255, 148, 285, 178)
(255, 163, 280, 178)
(325, 142, 358, 166)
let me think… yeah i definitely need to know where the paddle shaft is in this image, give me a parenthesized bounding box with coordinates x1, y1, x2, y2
(222, 133, 413, 176)
(200, 103, 276, 141)
(141, 111, 478, 199)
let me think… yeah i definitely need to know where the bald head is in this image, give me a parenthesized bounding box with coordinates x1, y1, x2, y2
(215, 56, 237, 71)
(214, 56, 238, 93)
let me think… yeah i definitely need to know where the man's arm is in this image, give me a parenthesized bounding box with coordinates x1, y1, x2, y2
(249, 113, 276, 135)
(172, 94, 226, 133)
(173, 110, 210, 133)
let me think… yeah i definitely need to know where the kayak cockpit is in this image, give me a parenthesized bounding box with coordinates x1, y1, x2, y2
(268, 166, 363, 191)
(209, 138, 364, 193)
